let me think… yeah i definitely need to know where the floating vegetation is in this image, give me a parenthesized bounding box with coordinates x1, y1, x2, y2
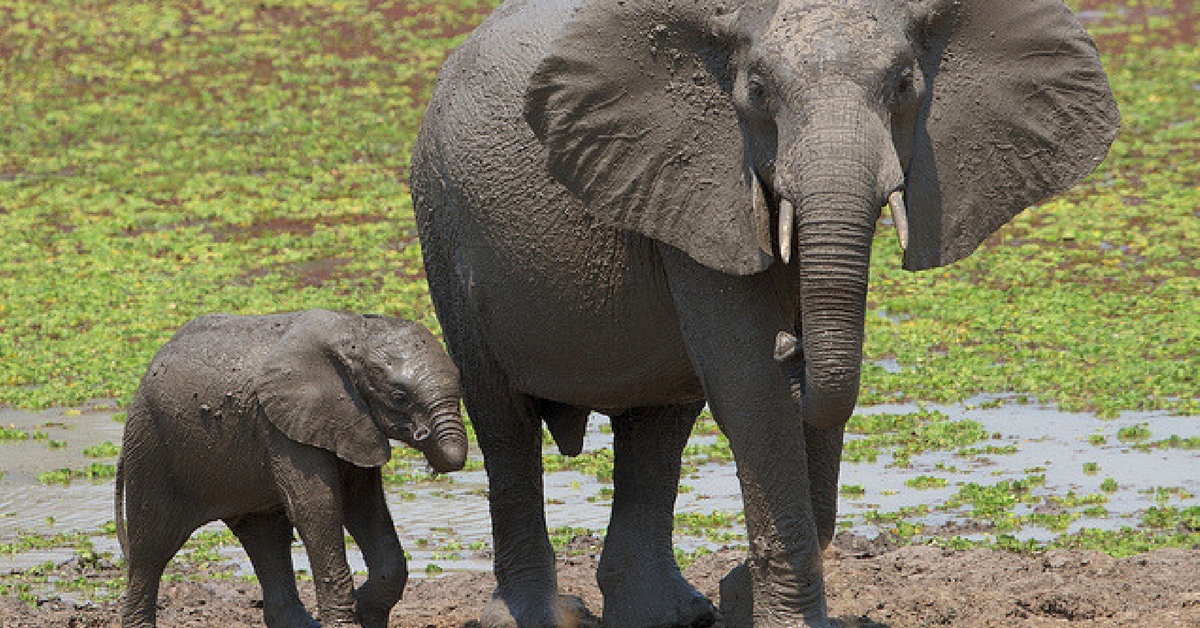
(36, 463, 118, 485)
(82, 441, 121, 459)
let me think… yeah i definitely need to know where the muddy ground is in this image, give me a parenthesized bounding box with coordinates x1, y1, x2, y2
(3, 534, 1199, 628)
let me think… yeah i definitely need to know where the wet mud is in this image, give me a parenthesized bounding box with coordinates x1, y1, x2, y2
(2, 540, 1200, 627)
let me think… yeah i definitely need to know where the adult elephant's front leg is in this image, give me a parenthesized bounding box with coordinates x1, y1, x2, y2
(660, 247, 831, 628)
(806, 422, 845, 551)
(598, 403, 714, 628)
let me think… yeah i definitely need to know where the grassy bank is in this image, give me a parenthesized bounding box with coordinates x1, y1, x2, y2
(0, 0, 1196, 416)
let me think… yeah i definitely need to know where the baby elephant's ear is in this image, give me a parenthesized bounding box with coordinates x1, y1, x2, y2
(256, 310, 390, 468)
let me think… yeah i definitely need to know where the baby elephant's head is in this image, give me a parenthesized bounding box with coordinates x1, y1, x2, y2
(360, 317, 467, 473)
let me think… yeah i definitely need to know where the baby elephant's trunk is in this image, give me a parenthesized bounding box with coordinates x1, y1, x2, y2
(417, 400, 468, 473)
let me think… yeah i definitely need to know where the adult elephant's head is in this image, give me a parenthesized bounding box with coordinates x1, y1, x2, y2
(525, 0, 1119, 428)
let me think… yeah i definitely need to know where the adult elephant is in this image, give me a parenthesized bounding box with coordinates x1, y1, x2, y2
(410, 0, 1118, 626)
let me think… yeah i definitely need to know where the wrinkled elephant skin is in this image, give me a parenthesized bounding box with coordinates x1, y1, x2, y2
(411, 0, 1118, 626)
(116, 309, 465, 628)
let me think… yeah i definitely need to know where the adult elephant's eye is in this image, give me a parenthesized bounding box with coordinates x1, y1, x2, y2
(747, 74, 770, 111)
(890, 63, 923, 111)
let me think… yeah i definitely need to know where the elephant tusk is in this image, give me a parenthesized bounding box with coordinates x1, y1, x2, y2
(778, 198, 795, 265)
(751, 170, 768, 217)
(888, 189, 909, 252)
(773, 330, 799, 362)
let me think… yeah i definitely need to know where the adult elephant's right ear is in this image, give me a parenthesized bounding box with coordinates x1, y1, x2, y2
(524, 0, 773, 276)
(256, 310, 391, 468)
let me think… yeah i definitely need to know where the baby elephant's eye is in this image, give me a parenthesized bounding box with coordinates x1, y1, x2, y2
(391, 390, 409, 403)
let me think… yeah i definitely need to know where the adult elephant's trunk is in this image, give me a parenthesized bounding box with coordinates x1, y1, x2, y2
(773, 105, 890, 430)
(417, 400, 469, 473)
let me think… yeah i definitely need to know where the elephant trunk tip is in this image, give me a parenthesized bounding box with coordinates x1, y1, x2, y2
(775, 331, 858, 430)
(801, 394, 857, 430)
(420, 415, 468, 473)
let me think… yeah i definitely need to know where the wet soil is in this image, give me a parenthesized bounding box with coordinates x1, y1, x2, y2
(3, 536, 1200, 627)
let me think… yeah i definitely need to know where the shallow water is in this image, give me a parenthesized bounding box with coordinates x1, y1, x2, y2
(1, 400, 1198, 577)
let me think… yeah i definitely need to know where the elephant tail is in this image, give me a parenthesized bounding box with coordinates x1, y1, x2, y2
(114, 453, 129, 559)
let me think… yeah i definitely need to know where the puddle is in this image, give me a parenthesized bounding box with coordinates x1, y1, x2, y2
(2, 400, 1198, 583)
(0, 402, 126, 536)
(838, 402, 1200, 542)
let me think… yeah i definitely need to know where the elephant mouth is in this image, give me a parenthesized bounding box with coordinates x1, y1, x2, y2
(751, 163, 910, 265)
(749, 164, 798, 266)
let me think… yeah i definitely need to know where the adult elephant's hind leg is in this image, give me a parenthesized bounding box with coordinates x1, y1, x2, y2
(598, 403, 714, 628)
(458, 348, 579, 628)
(598, 405, 713, 628)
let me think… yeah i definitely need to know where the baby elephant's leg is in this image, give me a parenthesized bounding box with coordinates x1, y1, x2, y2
(342, 465, 407, 628)
(270, 433, 359, 626)
(122, 507, 196, 628)
(227, 511, 318, 628)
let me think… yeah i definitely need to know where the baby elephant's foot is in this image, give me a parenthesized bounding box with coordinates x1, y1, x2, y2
(600, 565, 716, 628)
(481, 591, 599, 628)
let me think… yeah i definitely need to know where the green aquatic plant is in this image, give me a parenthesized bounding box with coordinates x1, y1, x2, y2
(1117, 424, 1152, 443)
(0, 0, 1192, 422)
(36, 463, 117, 485)
(1133, 435, 1200, 451)
(0, 531, 95, 556)
(843, 410, 992, 465)
(905, 475, 949, 490)
(548, 526, 596, 551)
(82, 441, 120, 458)
(674, 546, 716, 570)
(0, 426, 29, 441)
(674, 511, 745, 544)
(543, 448, 615, 482)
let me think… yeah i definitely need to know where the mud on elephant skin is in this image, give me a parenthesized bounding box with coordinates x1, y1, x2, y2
(411, 0, 1118, 626)
(115, 309, 466, 628)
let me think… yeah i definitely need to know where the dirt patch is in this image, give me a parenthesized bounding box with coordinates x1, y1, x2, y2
(4, 539, 1199, 627)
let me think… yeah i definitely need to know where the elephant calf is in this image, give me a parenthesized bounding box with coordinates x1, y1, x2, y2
(115, 309, 467, 628)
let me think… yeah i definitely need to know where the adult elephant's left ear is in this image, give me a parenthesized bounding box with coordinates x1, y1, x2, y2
(525, 0, 773, 276)
(902, 0, 1120, 270)
(257, 310, 391, 468)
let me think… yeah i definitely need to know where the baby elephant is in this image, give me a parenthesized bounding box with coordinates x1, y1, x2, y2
(116, 309, 467, 628)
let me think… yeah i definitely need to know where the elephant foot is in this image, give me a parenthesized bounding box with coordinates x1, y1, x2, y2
(355, 605, 389, 628)
(262, 603, 320, 628)
(599, 562, 715, 628)
(480, 591, 598, 628)
(719, 562, 839, 628)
